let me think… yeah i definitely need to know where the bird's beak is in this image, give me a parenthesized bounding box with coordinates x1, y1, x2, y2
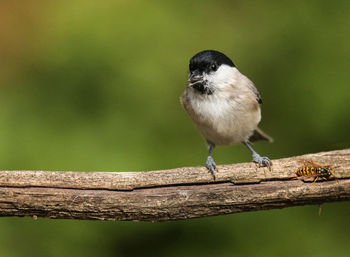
(188, 73, 204, 87)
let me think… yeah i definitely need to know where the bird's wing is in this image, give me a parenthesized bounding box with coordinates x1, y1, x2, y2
(247, 80, 262, 104)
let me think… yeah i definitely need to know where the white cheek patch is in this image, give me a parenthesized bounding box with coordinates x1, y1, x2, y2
(204, 65, 238, 90)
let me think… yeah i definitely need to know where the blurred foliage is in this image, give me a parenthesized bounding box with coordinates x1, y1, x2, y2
(0, 0, 349, 256)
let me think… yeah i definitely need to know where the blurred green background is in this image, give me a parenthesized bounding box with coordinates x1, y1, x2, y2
(1, 0, 350, 256)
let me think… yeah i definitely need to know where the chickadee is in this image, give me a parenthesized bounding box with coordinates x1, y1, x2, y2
(181, 50, 272, 176)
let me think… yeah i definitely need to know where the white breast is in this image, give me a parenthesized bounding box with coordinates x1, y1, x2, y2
(181, 66, 261, 145)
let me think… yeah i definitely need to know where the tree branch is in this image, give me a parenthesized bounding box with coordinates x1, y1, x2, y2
(0, 149, 349, 221)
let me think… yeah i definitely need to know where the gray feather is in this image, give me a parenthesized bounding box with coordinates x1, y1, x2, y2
(249, 127, 273, 143)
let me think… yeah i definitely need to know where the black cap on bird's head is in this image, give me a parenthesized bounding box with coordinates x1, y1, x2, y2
(189, 50, 235, 74)
(187, 50, 236, 93)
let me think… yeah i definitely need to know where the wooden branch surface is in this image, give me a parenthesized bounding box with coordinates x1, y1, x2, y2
(0, 149, 349, 221)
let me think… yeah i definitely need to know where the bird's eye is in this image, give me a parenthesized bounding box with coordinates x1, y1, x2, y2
(211, 64, 217, 71)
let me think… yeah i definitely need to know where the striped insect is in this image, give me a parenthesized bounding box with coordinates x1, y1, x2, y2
(296, 159, 333, 183)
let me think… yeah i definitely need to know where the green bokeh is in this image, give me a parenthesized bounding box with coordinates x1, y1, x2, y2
(0, 1, 349, 256)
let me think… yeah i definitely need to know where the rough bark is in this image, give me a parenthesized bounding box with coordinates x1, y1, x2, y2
(0, 149, 349, 221)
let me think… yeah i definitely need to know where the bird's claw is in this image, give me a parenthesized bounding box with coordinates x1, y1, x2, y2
(205, 156, 216, 177)
(252, 154, 272, 168)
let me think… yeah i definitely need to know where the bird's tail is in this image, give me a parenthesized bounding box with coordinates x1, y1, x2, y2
(249, 127, 273, 143)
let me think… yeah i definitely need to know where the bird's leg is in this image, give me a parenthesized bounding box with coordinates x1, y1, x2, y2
(243, 142, 271, 167)
(205, 141, 216, 177)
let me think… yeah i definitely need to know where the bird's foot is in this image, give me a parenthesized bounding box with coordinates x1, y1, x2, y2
(205, 156, 216, 177)
(252, 153, 272, 168)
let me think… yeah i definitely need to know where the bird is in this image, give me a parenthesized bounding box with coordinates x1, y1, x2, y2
(181, 50, 272, 176)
